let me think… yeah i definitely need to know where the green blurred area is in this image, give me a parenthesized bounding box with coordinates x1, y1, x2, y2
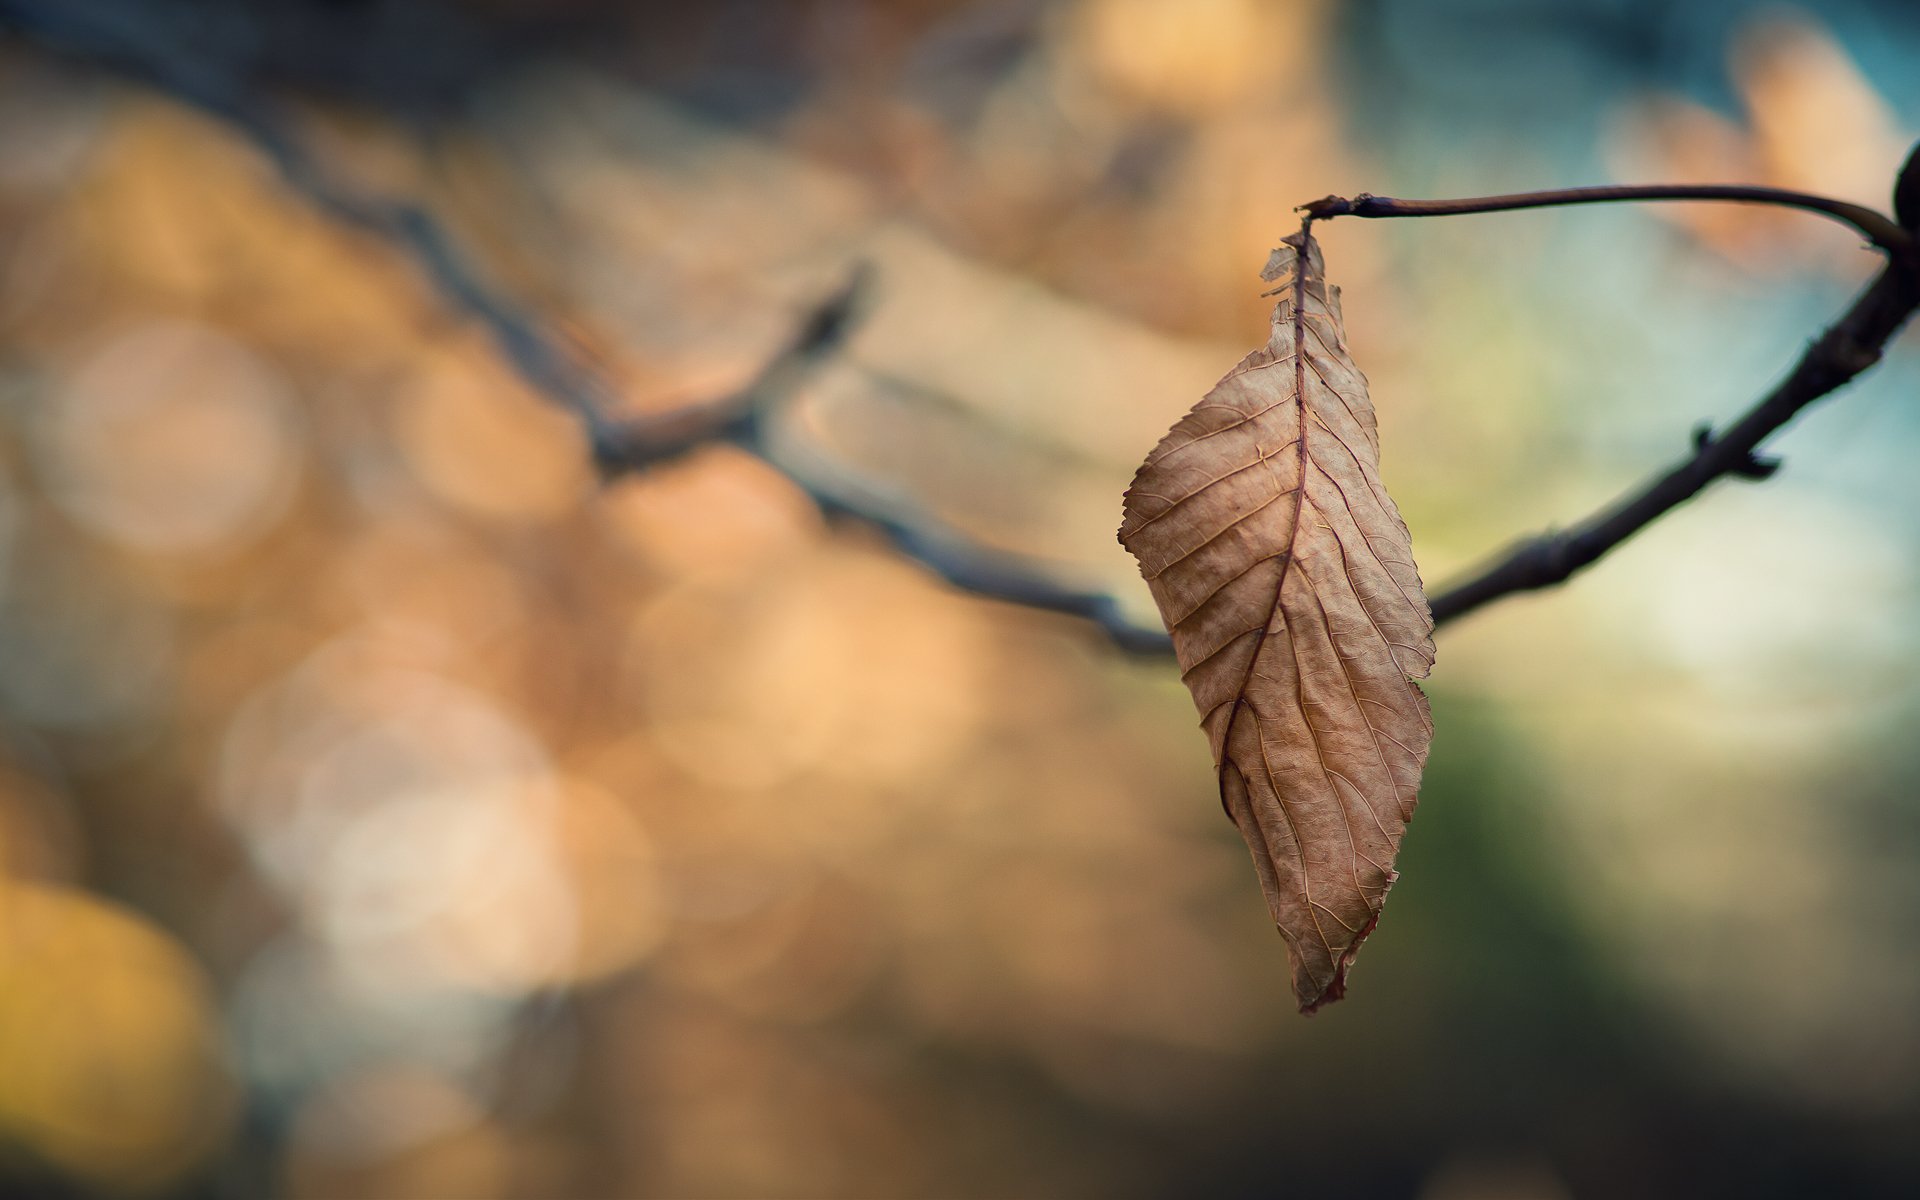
(2, 1, 1920, 1196)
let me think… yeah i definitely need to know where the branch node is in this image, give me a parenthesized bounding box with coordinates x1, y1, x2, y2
(1689, 423, 1779, 479)
(1825, 330, 1882, 375)
(793, 262, 871, 355)
(1297, 194, 1357, 221)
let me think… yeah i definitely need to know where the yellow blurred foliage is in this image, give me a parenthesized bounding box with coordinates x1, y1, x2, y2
(0, 880, 235, 1191)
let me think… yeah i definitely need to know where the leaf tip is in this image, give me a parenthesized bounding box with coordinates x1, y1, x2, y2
(1262, 232, 1324, 284)
(1295, 902, 1387, 1015)
(1259, 244, 1296, 283)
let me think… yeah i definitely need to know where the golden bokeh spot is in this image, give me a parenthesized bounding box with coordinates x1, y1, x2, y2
(393, 339, 593, 522)
(41, 321, 303, 555)
(330, 519, 529, 650)
(541, 776, 669, 985)
(0, 880, 235, 1191)
(1071, 0, 1295, 116)
(601, 444, 824, 582)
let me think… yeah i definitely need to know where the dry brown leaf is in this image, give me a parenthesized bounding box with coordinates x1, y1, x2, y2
(1119, 231, 1433, 1012)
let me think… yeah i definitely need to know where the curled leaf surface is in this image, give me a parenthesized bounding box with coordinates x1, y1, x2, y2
(1119, 232, 1434, 1012)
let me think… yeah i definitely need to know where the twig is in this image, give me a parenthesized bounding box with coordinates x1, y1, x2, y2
(1301, 184, 1915, 259)
(1420, 148, 1920, 626)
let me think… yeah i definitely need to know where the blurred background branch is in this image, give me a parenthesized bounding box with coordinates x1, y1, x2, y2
(0, 0, 1179, 656)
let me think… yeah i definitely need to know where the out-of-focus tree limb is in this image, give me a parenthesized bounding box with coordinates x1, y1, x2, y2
(1310, 149, 1920, 628)
(0, 0, 1177, 655)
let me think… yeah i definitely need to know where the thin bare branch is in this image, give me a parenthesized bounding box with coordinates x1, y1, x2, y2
(1301, 183, 1914, 258)
(1427, 145, 1920, 626)
(593, 266, 871, 474)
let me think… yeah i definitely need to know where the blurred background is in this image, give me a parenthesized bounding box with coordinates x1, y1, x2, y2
(2, 1, 1920, 1197)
